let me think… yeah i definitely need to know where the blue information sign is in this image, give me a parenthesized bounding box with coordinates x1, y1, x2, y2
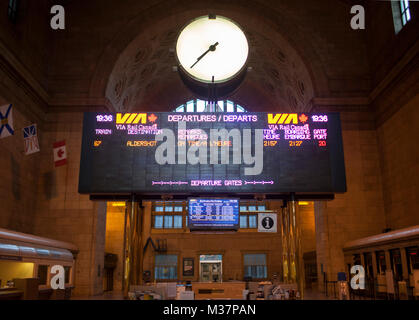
(188, 199, 239, 230)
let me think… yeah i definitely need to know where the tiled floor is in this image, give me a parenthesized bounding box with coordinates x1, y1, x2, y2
(303, 288, 337, 300)
(72, 288, 339, 300)
(72, 291, 125, 300)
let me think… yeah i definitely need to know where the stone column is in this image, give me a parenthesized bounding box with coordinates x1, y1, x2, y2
(385, 250, 392, 272)
(371, 251, 378, 278)
(123, 197, 143, 298)
(280, 203, 290, 283)
(400, 248, 409, 281)
(90, 201, 107, 296)
(289, 195, 304, 299)
(360, 252, 365, 269)
(281, 196, 305, 298)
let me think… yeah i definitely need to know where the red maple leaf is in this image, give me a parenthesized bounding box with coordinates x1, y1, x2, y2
(148, 114, 157, 123)
(299, 114, 308, 123)
(57, 148, 64, 158)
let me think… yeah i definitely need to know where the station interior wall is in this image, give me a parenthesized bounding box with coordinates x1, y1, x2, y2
(0, 1, 418, 296)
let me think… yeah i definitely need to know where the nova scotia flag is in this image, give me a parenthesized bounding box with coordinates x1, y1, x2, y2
(0, 104, 14, 139)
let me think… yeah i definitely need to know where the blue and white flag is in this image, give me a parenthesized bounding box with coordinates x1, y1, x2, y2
(23, 124, 40, 155)
(0, 104, 14, 139)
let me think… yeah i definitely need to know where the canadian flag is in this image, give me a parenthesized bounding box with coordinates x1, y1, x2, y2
(53, 140, 67, 167)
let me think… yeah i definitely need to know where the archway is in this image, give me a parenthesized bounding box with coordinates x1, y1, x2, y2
(90, 1, 326, 113)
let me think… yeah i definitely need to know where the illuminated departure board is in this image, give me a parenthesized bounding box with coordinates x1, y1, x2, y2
(188, 199, 239, 230)
(78, 112, 346, 195)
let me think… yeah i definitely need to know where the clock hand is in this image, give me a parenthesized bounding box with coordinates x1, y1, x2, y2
(190, 42, 219, 69)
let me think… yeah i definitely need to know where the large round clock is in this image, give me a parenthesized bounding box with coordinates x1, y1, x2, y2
(176, 15, 249, 84)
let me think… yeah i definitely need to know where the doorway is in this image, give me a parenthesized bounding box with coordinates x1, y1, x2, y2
(199, 255, 222, 282)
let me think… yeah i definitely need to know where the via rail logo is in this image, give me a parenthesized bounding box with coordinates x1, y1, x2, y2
(350, 265, 365, 290)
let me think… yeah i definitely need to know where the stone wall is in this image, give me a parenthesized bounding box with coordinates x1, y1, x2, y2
(32, 112, 106, 297)
(48, 0, 371, 110)
(314, 110, 387, 287)
(0, 0, 52, 90)
(104, 203, 125, 291)
(141, 202, 284, 282)
(0, 0, 417, 298)
(376, 93, 419, 229)
(299, 202, 316, 254)
(104, 200, 317, 286)
(314, 92, 419, 287)
(0, 103, 41, 233)
(366, 1, 419, 87)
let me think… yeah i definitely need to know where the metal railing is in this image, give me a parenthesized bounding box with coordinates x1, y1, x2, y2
(323, 273, 417, 300)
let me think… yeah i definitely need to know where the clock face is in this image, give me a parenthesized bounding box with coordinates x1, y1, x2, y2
(176, 16, 249, 83)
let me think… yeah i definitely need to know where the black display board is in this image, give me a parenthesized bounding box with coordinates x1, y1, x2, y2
(78, 112, 346, 195)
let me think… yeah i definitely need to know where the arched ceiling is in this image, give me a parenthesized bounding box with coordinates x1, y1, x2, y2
(46, 0, 370, 112)
(105, 15, 315, 113)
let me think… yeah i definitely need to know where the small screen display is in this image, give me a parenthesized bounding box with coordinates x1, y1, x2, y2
(188, 199, 239, 230)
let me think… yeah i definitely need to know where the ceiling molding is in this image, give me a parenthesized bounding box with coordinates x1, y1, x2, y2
(48, 97, 107, 107)
(0, 5, 415, 123)
(0, 39, 49, 113)
(47, 96, 112, 113)
(369, 40, 419, 103)
(312, 97, 370, 106)
(47, 105, 110, 113)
